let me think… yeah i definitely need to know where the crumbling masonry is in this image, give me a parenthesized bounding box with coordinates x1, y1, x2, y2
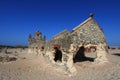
(28, 14, 108, 74)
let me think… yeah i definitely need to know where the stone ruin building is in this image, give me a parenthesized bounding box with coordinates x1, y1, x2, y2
(28, 14, 108, 74)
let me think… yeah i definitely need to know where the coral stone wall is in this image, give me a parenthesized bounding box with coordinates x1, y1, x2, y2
(45, 36, 71, 52)
(71, 17, 106, 45)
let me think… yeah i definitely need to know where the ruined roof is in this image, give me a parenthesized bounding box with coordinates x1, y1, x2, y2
(52, 29, 70, 39)
(73, 14, 94, 31)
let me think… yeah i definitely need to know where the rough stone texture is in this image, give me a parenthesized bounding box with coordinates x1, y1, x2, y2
(28, 14, 108, 74)
(95, 43, 108, 63)
(52, 30, 70, 40)
(71, 17, 106, 46)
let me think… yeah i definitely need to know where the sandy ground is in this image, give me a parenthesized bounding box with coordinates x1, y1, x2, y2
(0, 48, 120, 80)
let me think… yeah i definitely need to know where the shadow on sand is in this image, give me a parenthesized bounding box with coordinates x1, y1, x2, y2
(112, 53, 120, 57)
(73, 57, 94, 63)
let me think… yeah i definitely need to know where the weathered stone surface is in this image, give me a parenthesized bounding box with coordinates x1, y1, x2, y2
(95, 43, 108, 63)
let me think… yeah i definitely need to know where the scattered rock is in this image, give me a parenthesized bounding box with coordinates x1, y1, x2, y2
(0, 56, 17, 62)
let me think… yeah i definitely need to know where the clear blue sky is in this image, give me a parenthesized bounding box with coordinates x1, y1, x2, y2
(0, 0, 120, 46)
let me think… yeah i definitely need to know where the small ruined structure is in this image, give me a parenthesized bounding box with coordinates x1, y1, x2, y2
(28, 31, 46, 55)
(28, 14, 108, 74)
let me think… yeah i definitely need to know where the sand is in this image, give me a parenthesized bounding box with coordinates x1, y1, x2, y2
(0, 48, 120, 80)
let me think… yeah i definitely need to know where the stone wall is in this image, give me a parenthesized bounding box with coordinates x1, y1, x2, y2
(71, 17, 105, 45)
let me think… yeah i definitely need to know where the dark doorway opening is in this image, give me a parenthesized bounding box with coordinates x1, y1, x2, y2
(73, 46, 94, 63)
(54, 47, 62, 62)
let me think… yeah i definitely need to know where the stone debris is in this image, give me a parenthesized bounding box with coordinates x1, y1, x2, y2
(0, 56, 17, 62)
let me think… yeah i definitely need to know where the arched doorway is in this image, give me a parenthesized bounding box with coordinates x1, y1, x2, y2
(53, 44, 62, 62)
(73, 46, 94, 63)
(73, 46, 86, 62)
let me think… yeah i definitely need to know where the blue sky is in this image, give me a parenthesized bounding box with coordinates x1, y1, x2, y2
(0, 0, 120, 46)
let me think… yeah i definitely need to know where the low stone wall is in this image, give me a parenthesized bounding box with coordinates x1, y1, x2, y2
(28, 42, 109, 74)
